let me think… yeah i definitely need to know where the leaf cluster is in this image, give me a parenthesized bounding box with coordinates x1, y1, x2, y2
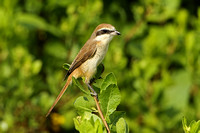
(72, 69, 128, 133)
(182, 117, 200, 133)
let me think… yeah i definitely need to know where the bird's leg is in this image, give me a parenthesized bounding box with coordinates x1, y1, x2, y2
(86, 83, 98, 97)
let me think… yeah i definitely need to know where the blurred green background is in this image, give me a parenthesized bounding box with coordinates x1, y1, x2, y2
(0, 0, 200, 132)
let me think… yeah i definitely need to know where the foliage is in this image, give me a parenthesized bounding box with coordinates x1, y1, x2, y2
(182, 117, 200, 133)
(0, 0, 200, 132)
(73, 72, 128, 133)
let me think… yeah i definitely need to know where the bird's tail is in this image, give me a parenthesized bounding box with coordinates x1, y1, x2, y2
(46, 74, 73, 117)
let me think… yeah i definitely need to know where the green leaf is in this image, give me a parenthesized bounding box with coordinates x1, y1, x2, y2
(99, 84, 121, 119)
(90, 64, 105, 89)
(190, 120, 200, 133)
(74, 117, 95, 133)
(109, 111, 125, 125)
(182, 117, 189, 133)
(101, 73, 117, 91)
(72, 77, 90, 95)
(63, 63, 70, 71)
(74, 112, 104, 133)
(108, 111, 126, 132)
(182, 117, 200, 133)
(74, 96, 96, 115)
(116, 118, 129, 133)
(94, 63, 104, 79)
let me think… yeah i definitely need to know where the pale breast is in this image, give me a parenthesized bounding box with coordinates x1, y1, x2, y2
(81, 42, 109, 74)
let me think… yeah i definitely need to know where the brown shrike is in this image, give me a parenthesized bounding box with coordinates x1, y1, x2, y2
(46, 23, 120, 117)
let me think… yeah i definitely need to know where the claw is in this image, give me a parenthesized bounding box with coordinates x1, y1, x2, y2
(87, 83, 98, 99)
(90, 91, 97, 96)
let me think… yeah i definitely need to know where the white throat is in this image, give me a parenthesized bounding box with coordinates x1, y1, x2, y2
(95, 34, 114, 45)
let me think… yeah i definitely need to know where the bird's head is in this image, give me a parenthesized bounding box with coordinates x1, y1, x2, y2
(91, 23, 120, 42)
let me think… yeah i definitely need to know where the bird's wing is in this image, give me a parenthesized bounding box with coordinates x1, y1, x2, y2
(64, 40, 97, 80)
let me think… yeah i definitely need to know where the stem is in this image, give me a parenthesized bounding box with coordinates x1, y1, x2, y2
(93, 95, 110, 133)
(88, 80, 110, 133)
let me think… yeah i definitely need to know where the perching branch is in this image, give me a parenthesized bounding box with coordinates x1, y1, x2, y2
(92, 94, 110, 133)
(89, 65, 110, 133)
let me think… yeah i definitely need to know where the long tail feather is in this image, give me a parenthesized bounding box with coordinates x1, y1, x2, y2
(46, 74, 72, 117)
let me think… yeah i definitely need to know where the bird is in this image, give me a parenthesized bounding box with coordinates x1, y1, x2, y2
(46, 23, 120, 117)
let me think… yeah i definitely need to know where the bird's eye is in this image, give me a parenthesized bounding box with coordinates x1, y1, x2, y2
(102, 29, 108, 33)
(96, 29, 111, 36)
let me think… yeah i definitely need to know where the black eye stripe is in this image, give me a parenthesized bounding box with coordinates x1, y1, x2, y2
(96, 29, 114, 36)
(102, 29, 109, 33)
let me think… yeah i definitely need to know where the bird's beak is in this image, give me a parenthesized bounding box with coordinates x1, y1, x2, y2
(115, 30, 121, 35)
(111, 30, 121, 36)
(115, 31, 121, 35)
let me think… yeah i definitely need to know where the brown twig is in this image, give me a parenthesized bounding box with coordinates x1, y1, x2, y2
(93, 95, 110, 133)
(89, 77, 110, 133)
